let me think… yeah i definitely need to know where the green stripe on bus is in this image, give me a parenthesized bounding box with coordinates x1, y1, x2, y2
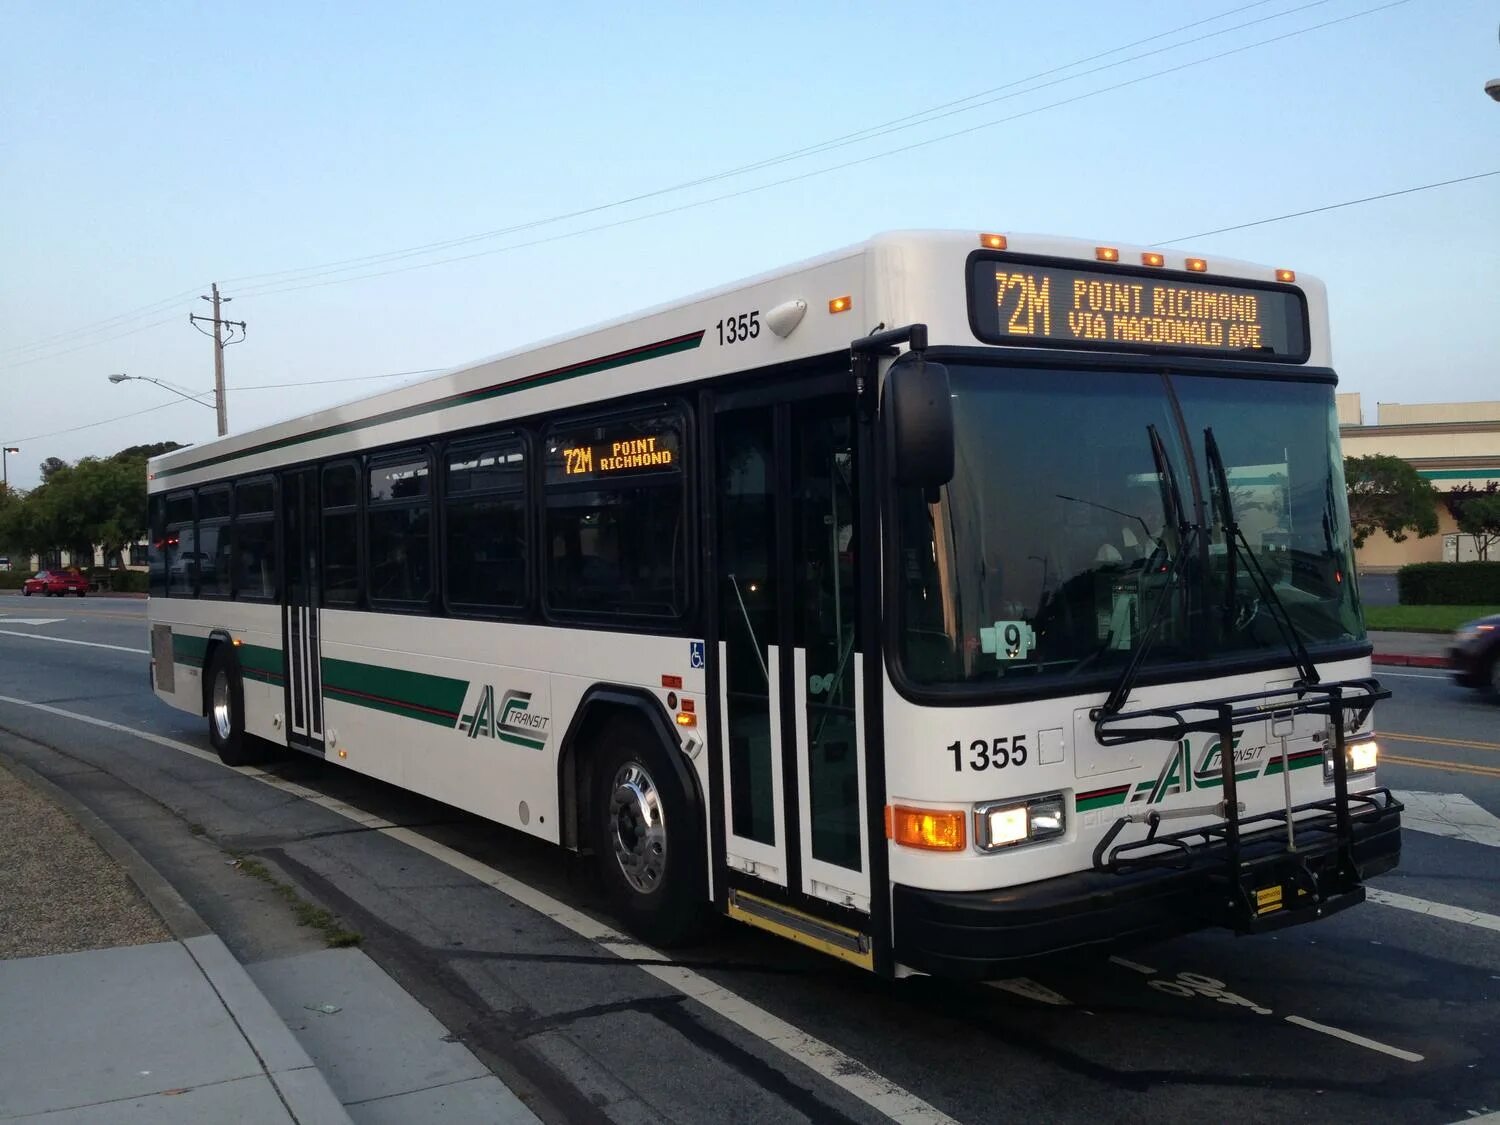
(321, 657, 468, 726)
(240, 643, 284, 683)
(1076, 787, 1129, 812)
(172, 633, 209, 668)
(1265, 750, 1323, 776)
(154, 331, 705, 480)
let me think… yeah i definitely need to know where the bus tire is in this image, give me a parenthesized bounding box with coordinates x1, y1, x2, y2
(206, 649, 261, 767)
(592, 720, 706, 946)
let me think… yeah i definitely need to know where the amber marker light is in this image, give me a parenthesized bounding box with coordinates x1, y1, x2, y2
(980, 232, 1008, 250)
(885, 805, 966, 851)
(675, 711, 697, 728)
(1186, 257, 1208, 273)
(337, 749, 348, 759)
(1276, 268, 1296, 283)
(828, 296, 852, 314)
(1095, 246, 1120, 262)
(1141, 252, 1165, 267)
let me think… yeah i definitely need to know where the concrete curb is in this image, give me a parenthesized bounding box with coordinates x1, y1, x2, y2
(1372, 653, 1449, 669)
(0, 747, 353, 1125)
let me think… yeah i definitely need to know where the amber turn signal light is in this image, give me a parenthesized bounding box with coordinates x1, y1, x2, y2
(885, 805, 966, 851)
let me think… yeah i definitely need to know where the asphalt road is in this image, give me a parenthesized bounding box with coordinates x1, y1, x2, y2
(1, 592, 1497, 1125)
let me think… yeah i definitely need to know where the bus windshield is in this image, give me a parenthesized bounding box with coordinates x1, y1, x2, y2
(894, 364, 1364, 691)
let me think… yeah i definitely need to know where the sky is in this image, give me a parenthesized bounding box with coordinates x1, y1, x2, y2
(2, 0, 1497, 492)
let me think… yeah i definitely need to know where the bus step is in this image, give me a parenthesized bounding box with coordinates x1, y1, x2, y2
(727, 889, 874, 971)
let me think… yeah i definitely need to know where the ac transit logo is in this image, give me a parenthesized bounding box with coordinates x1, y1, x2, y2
(457, 686, 550, 750)
(1129, 733, 1269, 805)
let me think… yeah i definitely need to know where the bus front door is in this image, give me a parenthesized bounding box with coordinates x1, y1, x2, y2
(280, 467, 324, 754)
(713, 384, 873, 952)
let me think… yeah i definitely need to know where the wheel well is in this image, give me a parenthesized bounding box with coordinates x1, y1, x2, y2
(558, 689, 701, 855)
(198, 631, 236, 717)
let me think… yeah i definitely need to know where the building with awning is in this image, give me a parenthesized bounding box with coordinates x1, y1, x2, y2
(1338, 394, 1500, 572)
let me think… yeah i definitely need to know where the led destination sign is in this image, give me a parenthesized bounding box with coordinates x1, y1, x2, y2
(969, 257, 1308, 360)
(546, 417, 681, 483)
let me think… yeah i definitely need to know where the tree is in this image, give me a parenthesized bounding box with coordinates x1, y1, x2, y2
(1343, 454, 1438, 548)
(110, 441, 185, 463)
(1444, 482, 1500, 561)
(38, 456, 68, 482)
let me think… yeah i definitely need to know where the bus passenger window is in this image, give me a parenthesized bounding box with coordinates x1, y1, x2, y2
(542, 413, 685, 619)
(234, 478, 276, 599)
(445, 438, 526, 611)
(367, 455, 432, 607)
(322, 462, 360, 606)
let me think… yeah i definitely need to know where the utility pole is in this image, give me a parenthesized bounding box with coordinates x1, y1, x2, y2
(188, 283, 246, 437)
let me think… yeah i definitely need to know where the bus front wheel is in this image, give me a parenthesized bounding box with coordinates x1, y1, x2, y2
(206, 649, 262, 767)
(592, 721, 706, 946)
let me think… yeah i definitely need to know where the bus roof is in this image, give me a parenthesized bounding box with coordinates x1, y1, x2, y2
(149, 230, 1326, 488)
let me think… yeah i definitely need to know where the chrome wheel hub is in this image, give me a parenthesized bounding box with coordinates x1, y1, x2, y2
(211, 667, 233, 742)
(608, 762, 667, 894)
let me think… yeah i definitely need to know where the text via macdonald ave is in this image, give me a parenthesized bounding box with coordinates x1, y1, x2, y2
(1000, 271, 1266, 349)
(972, 261, 1306, 358)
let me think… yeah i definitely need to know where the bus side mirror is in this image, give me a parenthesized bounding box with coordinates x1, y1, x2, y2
(885, 358, 954, 490)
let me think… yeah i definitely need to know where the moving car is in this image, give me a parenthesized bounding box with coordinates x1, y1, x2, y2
(21, 569, 90, 597)
(1451, 614, 1500, 697)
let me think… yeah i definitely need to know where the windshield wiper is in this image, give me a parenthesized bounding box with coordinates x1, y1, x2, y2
(1204, 426, 1319, 686)
(1096, 425, 1197, 717)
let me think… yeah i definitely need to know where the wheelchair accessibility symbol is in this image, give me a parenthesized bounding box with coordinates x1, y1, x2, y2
(689, 641, 705, 669)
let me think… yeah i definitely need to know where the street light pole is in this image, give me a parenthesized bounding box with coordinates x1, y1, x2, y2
(107, 373, 219, 422)
(2, 446, 18, 491)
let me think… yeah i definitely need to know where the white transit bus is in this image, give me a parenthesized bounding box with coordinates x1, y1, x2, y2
(147, 231, 1401, 978)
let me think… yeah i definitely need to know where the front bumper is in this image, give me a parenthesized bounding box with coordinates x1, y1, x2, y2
(892, 801, 1401, 980)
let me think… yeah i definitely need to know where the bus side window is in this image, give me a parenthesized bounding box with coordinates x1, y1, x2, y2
(148, 494, 168, 598)
(163, 490, 196, 598)
(366, 452, 433, 608)
(444, 436, 526, 613)
(542, 411, 686, 620)
(234, 477, 277, 600)
(322, 461, 361, 607)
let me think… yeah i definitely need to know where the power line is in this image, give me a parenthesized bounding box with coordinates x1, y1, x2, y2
(237, 0, 1413, 301)
(0, 0, 1365, 356)
(229, 0, 1330, 297)
(2, 394, 214, 447)
(2, 313, 185, 372)
(235, 368, 445, 390)
(0, 285, 205, 360)
(1154, 170, 1500, 244)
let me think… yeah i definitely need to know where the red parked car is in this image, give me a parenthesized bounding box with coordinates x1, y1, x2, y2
(22, 569, 90, 597)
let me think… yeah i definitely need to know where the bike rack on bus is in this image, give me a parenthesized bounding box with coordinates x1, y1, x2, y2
(1089, 678, 1402, 932)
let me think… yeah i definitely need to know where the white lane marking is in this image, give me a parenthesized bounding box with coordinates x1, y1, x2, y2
(1395, 791, 1500, 849)
(1377, 670, 1451, 681)
(0, 629, 146, 654)
(0, 618, 65, 626)
(1283, 1015, 1424, 1063)
(987, 978, 1071, 1006)
(1368, 888, 1500, 935)
(0, 694, 958, 1125)
(1108, 956, 1157, 975)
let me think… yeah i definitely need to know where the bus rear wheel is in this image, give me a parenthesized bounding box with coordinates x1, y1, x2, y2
(206, 649, 263, 767)
(592, 721, 706, 946)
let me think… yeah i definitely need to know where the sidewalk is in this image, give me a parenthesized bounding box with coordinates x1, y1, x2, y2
(1369, 629, 1450, 669)
(0, 757, 350, 1124)
(0, 753, 539, 1125)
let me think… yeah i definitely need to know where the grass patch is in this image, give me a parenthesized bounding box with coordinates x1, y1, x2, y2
(1364, 605, 1500, 633)
(232, 855, 362, 948)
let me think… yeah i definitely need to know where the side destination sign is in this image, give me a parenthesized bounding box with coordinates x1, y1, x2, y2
(968, 254, 1309, 361)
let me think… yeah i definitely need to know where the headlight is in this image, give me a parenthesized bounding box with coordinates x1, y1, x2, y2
(974, 793, 1067, 851)
(1325, 738, 1378, 780)
(1455, 622, 1495, 645)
